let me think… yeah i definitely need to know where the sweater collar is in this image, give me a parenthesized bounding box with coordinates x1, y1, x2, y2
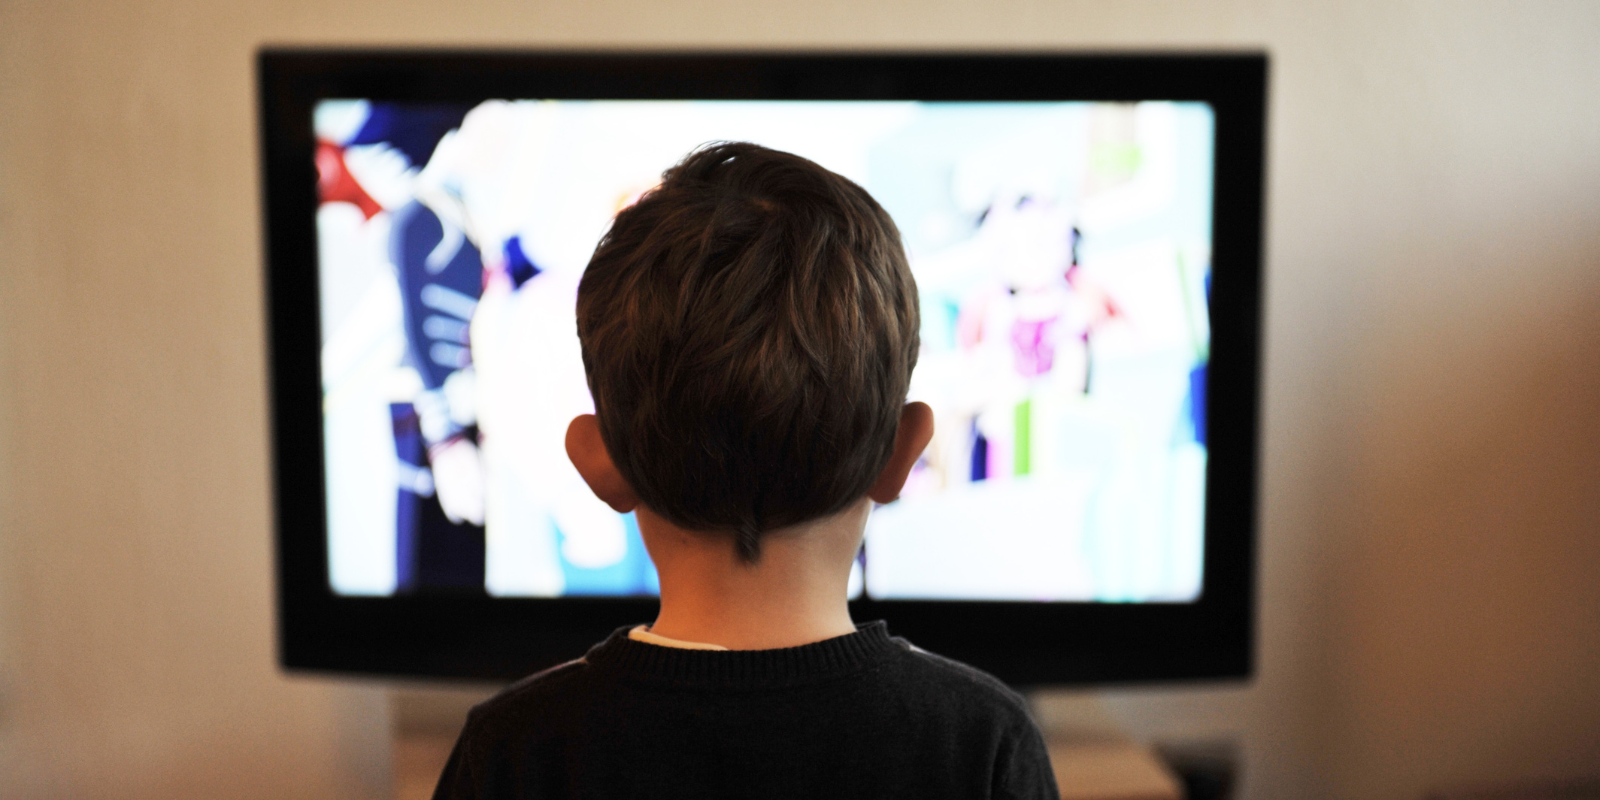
(585, 620, 900, 690)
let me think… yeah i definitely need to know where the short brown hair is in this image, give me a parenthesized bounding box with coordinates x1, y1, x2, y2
(576, 142, 919, 562)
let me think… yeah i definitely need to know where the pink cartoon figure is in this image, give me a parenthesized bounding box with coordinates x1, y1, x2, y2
(958, 196, 1118, 392)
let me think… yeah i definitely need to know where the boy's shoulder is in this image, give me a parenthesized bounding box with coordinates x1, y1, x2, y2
(458, 652, 596, 744)
(894, 637, 1037, 716)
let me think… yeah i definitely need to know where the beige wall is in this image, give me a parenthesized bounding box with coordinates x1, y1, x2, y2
(0, 2, 1595, 798)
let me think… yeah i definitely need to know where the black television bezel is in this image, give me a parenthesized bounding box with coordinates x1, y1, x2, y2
(259, 50, 1266, 686)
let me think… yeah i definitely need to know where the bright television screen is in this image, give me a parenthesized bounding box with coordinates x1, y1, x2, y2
(313, 98, 1216, 603)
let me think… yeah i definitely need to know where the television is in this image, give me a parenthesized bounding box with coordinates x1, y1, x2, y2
(259, 51, 1266, 685)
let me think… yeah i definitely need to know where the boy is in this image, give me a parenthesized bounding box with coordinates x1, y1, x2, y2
(432, 142, 1060, 800)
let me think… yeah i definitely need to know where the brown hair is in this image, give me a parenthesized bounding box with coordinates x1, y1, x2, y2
(576, 142, 920, 562)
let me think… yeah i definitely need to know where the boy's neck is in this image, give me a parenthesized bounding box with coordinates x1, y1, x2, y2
(637, 502, 866, 651)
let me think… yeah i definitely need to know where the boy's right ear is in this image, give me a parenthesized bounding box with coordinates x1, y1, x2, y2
(565, 415, 640, 513)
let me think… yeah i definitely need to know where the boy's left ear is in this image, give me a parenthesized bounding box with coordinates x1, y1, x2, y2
(868, 402, 935, 504)
(565, 415, 641, 513)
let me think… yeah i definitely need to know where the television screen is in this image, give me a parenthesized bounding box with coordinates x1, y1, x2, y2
(262, 52, 1263, 683)
(316, 99, 1215, 603)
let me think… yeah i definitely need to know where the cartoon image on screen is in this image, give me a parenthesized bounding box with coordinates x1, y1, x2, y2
(313, 100, 1213, 601)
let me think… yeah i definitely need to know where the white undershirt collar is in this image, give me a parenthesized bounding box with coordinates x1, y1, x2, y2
(628, 625, 730, 651)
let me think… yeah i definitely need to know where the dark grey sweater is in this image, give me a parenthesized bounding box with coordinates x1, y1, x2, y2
(431, 621, 1060, 800)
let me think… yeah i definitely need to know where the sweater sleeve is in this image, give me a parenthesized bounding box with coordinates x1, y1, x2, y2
(996, 721, 1061, 800)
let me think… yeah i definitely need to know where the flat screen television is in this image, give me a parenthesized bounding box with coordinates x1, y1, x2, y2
(259, 51, 1266, 685)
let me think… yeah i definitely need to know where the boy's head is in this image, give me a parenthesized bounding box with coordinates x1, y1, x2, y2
(574, 142, 920, 562)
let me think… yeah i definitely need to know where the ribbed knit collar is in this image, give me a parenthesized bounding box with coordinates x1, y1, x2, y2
(585, 620, 900, 690)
